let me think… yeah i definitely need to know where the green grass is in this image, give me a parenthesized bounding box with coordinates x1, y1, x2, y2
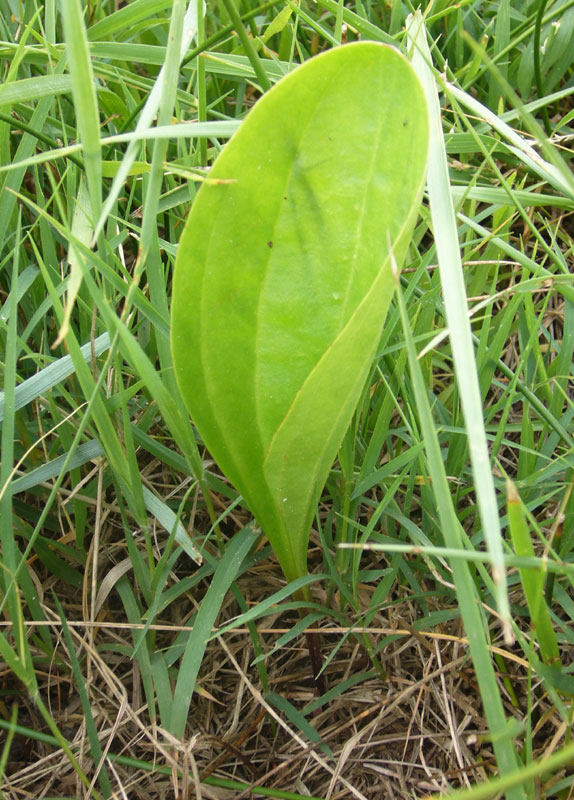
(1, 0, 574, 798)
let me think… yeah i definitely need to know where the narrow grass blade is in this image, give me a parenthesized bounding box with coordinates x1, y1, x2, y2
(0, 74, 72, 106)
(407, 11, 511, 633)
(0, 704, 18, 786)
(87, 0, 172, 40)
(0, 61, 67, 258)
(266, 692, 333, 758)
(33, 248, 134, 495)
(0, 265, 38, 318)
(0, 217, 21, 588)
(150, 651, 174, 727)
(0, 215, 42, 684)
(74, 257, 204, 479)
(53, 177, 93, 346)
(53, 595, 113, 798)
(210, 573, 324, 640)
(459, 36, 574, 199)
(458, 212, 574, 304)
(137, 0, 186, 388)
(506, 479, 561, 667)
(92, 0, 201, 242)
(253, 612, 323, 664)
(0, 333, 110, 422)
(423, 738, 574, 800)
(115, 576, 157, 719)
(488, 0, 510, 110)
(394, 266, 524, 795)
(142, 487, 202, 564)
(314, 0, 394, 42)
(450, 82, 574, 200)
(170, 524, 259, 738)
(10, 439, 103, 495)
(0, 122, 239, 175)
(220, 0, 271, 91)
(60, 0, 102, 221)
(0, 715, 328, 799)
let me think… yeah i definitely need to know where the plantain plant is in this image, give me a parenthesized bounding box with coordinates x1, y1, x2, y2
(171, 41, 429, 600)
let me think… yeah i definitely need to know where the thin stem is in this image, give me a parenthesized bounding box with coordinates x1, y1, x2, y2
(305, 629, 327, 698)
(181, 0, 285, 69)
(33, 695, 102, 800)
(220, 0, 272, 92)
(196, 0, 208, 165)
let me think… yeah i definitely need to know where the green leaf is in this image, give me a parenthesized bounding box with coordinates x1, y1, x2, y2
(172, 42, 429, 587)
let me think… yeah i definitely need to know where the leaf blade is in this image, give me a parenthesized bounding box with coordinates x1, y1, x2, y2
(172, 42, 429, 583)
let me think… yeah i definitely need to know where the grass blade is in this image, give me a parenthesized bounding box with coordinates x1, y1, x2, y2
(0, 333, 110, 422)
(407, 11, 511, 633)
(136, 0, 186, 390)
(60, 0, 102, 221)
(506, 479, 561, 667)
(170, 524, 259, 737)
(92, 0, 201, 242)
(0, 74, 72, 106)
(393, 251, 524, 796)
(53, 594, 113, 798)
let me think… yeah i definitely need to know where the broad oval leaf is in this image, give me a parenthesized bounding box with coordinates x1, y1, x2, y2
(171, 42, 429, 586)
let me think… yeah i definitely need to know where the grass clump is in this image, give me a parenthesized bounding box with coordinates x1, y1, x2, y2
(1, 1, 574, 798)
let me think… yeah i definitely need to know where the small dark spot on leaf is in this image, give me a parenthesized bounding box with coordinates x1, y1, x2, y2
(403, 117, 408, 126)
(267, 240, 273, 248)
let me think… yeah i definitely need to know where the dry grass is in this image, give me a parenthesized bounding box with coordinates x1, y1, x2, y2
(2, 480, 568, 799)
